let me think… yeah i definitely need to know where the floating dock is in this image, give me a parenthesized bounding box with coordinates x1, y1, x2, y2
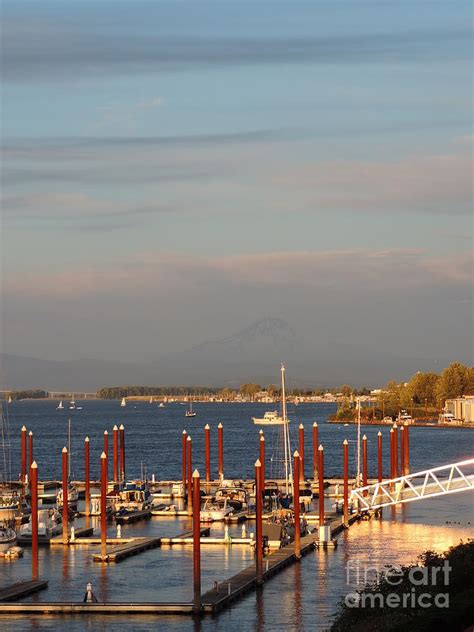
(0, 580, 48, 602)
(115, 510, 152, 524)
(92, 536, 161, 563)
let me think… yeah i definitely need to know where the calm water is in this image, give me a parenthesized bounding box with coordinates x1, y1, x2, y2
(1, 400, 473, 631)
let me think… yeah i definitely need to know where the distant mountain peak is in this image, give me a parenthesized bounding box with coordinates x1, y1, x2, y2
(190, 317, 297, 351)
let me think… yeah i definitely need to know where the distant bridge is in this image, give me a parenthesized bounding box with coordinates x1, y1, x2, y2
(350, 458, 474, 511)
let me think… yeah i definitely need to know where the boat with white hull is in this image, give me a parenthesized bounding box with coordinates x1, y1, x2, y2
(252, 411, 285, 425)
(0, 526, 17, 552)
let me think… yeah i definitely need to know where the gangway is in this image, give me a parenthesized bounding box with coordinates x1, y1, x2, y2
(350, 458, 474, 511)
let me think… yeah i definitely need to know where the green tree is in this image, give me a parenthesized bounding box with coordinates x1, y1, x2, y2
(436, 362, 471, 405)
(408, 371, 440, 406)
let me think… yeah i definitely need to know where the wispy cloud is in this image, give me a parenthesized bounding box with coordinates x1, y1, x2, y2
(4, 249, 471, 298)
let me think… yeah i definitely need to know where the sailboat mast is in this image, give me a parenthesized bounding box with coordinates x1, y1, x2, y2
(281, 364, 293, 495)
(356, 398, 361, 486)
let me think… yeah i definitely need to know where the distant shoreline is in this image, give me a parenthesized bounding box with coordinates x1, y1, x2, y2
(327, 419, 474, 429)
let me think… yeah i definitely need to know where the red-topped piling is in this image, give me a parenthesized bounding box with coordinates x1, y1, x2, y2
(119, 424, 125, 482)
(84, 437, 90, 517)
(182, 430, 187, 496)
(62, 447, 69, 544)
(204, 424, 211, 483)
(217, 423, 224, 480)
(187, 436, 193, 515)
(21, 426, 27, 485)
(362, 435, 368, 494)
(400, 425, 405, 476)
(404, 422, 410, 474)
(343, 439, 349, 525)
(30, 460, 38, 579)
(28, 431, 33, 469)
(393, 424, 399, 477)
(293, 451, 301, 558)
(192, 469, 201, 613)
(113, 425, 119, 482)
(259, 434, 265, 492)
(312, 422, 318, 480)
(100, 451, 107, 560)
(377, 431, 383, 482)
(255, 459, 263, 585)
(298, 424, 305, 481)
(318, 445, 325, 527)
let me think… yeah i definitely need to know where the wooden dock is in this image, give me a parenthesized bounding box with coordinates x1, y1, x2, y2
(0, 602, 193, 614)
(161, 527, 210, 545)
(92, 536, 161, 563)
(115, 510, 152, 524)
(0, 580, 48, 602)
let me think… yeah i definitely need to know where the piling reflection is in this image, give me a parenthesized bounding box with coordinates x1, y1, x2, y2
(255, 585, 265, 632)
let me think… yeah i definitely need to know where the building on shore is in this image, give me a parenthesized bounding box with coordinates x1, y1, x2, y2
(443, 396, 474, 425)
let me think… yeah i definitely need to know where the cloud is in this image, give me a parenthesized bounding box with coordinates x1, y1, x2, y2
(2, 5, 470, 83)
(4, 249, 471, 298)
(271, 152, 473, 214)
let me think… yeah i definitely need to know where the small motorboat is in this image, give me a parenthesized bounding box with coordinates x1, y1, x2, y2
(200, 497, 233, 522)
(19, 508, 62, 539)
(0, 525, 17, 553)
(252, 411, 285, 425)
(57, 484, 79, 509)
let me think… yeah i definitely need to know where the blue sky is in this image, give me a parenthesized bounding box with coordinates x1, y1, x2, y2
(1, 1, 472, 379)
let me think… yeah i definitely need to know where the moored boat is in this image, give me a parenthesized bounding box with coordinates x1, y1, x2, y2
(252, 411, 285, 425)
(0, 525, 17, 552)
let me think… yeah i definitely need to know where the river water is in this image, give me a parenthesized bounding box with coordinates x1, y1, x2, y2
(1, 400, 473, 631)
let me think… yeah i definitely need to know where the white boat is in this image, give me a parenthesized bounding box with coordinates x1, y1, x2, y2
(56, 484, 79, 508)
(149, 397, 153, 404)
(0, 492, 30, 521)
(121, 398, 126, 407)
(20, 508, 62, 538)
(159, 402, 166, 408)
(397, 410, 414, 424)
(69, 395, 76, 410)
(57, 400, 64, 410)
(439, 412, 456, 424)
(113, 482, 151, 512)
(200, 497, 233, 522)
(7, 396, 12, 404)
(0, 526, 17, 552)
(185, 400, 196, 417)
(252, 411, 285, 425)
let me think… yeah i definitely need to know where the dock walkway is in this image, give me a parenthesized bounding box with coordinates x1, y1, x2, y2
(0, 580, 48, 602)
(92, 536, 161, 563)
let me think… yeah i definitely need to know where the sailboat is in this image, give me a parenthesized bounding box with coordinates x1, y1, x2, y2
(185, 399, 196, 417)
(57, 400, 64, 410)
(149, 397, 153, 404)
(69, 395, 76, 410)
(253, 365, 293, 495)
(121, 397, 126, 407)
(7, 396, 12, 404)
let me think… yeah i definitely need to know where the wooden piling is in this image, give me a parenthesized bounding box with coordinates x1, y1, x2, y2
(113, 425, 119, 482)
(259, 435, 265, 492)
(343, 440, 349, 525)
(318, 445, 324, 527)
(192, 469, 201, 613)
(377, 431, 382, 482)
(400, 425, 405, 476)
(103, 431, 109, 481)
(298, 424, 304, 481)
(389, 428, 395, 479)
(119, 424, 125, 482)
(187, 436, 192, 515)
(312, 422, 318, 480)
(30, 461, 38, 580)
(293, 451, 300, 558)
(182, 430, 187, 496)
(100, 451, 107, 560)
(204, 424, 211, 483)
(62, 447, 68, 544)
(217, 423, 223, 480)
(84, 437, 90, 517)
(404, 422, 410, 474)
(21, 426, 27, 485)
(255, 459, 263, 585)
(362, 435, 368, 493)
(28, 431, 34, 469)
(393, 424, 399, 477)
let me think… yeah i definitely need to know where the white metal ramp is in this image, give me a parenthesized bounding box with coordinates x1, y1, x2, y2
(350, 458, 474, 511)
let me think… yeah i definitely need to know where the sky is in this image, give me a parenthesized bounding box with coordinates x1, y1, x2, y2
(1, 0, 472, 385)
